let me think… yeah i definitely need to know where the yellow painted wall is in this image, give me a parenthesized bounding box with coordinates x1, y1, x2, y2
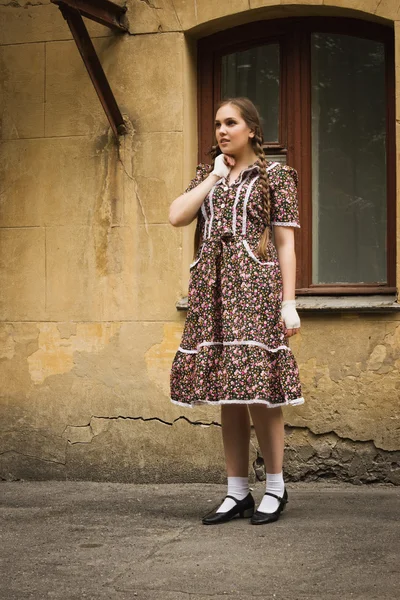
(0, 0, 399, 483)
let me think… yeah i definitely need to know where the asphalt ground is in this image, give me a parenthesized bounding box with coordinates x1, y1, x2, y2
(0, 481, 399, 600)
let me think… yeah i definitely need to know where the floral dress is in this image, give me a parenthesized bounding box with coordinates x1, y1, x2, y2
(170, 160, 304, 408)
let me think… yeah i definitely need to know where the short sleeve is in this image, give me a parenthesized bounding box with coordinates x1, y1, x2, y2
(269, 164, 300, 228)
(184, 163, 212, 194)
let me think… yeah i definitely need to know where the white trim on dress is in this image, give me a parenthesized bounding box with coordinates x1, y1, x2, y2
(207, 187, 215, 239)
(242, 240, 276, 266)
(178, 340, 290, 354)
(171, 397, 305, 409)
(189, 244, 205, 270)
(272, 221, 300, 228)
(231, 178, 248, 235)
(200, 203, 208, 240)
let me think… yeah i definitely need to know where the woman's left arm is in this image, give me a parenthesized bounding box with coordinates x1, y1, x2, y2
(274, 226, 300, 337)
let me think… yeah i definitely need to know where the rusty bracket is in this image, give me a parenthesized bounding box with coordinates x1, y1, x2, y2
(51, 0, 128, 32)
(51, 0, 128, 137)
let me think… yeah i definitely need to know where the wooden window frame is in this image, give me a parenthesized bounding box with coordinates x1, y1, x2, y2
(198, 17, 396, 295)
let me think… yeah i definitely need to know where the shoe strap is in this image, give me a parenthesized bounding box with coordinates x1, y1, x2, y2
(263, 491, 283, 502)
(225, 494, 240, 504)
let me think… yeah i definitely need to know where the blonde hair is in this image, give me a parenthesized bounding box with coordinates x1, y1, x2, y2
(195, 97, 271, 260)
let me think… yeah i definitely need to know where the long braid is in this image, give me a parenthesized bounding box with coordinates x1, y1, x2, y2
(253, 131, 271, 260)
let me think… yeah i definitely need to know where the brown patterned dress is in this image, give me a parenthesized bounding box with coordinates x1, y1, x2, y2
(170, 160, 304, 408)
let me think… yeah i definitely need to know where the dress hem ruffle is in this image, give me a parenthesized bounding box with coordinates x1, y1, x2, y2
(170, 396, 305, 409)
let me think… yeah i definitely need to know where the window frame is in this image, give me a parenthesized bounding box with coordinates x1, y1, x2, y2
(198, 17, 396, 295)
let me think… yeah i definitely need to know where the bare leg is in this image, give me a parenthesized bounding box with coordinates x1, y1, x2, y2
(248, 404, 286, 514)
(248, 404, 284, 474)
(221, 404, 250, 476)
(202, 404, 253, 522)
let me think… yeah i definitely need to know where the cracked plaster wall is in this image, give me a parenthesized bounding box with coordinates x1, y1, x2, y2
(1, 0, 400, 483)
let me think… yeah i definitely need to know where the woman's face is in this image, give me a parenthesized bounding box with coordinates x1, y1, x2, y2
(215, 104, 254, 156)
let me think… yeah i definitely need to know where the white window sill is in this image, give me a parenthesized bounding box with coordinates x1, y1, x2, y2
(176, 294, 400, 313)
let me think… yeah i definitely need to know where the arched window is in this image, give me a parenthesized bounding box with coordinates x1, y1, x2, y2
(198, 18, 395, 295)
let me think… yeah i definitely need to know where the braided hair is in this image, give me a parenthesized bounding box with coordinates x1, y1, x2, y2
(194, 97, 272, 259)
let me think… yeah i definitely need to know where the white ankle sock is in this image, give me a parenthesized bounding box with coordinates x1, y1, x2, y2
(216, 476, 249, 513)
(257, 472, 285, 514)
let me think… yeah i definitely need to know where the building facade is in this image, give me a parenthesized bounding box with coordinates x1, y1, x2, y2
(0, 0, 399, 483)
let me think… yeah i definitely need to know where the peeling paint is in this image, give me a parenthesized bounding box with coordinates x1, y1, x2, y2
(27, 322, 121, 384)
(144, 322, 183, 396)
(56, 322, 78, 340)
(0, 324, 15, 360)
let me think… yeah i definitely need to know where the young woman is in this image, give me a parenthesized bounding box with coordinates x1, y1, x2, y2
(169, 97, 303, 525)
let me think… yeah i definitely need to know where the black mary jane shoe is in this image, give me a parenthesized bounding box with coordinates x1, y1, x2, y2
(202, 492, 255, 525)
(250, 488, 288, 525)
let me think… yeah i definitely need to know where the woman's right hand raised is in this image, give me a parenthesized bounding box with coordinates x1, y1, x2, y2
(211, 153, 235, 179)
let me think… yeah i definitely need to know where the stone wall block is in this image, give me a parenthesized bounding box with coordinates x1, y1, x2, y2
(0, 229, 45, 321)
(100, 226, 139, 321)
(171, 0, 197, 30)
(0, 140, 43, 228)
(45, 225, 103, 321)
(98, 34, 184, 133)
(0, 44, 45, 140)
(323, 0, 381, 14)
(65, 418, 230, 483)
(0, 323, 40, 397)
(45, 41, 107, 138)
(0, 0, 122, 45)
(133, 132, 184, 223)
(195, 0, 249, 24)
(249, 0, 282, 8)
(281, 0, 323, 4)
(0, 454, 66, 481)
(0, 2, 69, 46)
(0, 429, 66, 465)
(286, 317, 400, 452)
(0, 138, 114, 228)
(284, 427, 400, 484)
(125, 0, 181, 34)
(249, 0, 283, 8)
(45, 222, 139, 322)
(374, 0, 400, 20)
(135, 224, 182, 321)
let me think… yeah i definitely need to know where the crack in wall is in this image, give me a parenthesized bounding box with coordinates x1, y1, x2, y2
(2, 1, 47, 7)
(116, 123, 150, 236)
(64, 414, 221, 445)
(138, 0, 161, 9)
(285, 424, 387, 452)
(1, 419, 399, 483)
(0, 449, 66, 465)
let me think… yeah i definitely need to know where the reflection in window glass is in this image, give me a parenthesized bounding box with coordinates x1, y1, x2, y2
(311, 34, 387, 284)
(221, 45, 280, 142)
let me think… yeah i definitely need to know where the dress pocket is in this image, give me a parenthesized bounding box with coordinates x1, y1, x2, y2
(242, 240, 276, 266)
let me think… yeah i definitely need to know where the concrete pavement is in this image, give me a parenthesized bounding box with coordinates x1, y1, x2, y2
(0, 481, 399, 600)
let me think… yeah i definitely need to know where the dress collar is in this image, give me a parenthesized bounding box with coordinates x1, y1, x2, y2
(216, 161, 260, 188)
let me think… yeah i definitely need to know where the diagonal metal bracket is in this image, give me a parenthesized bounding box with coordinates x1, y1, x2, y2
(51, 0, 129, 137)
